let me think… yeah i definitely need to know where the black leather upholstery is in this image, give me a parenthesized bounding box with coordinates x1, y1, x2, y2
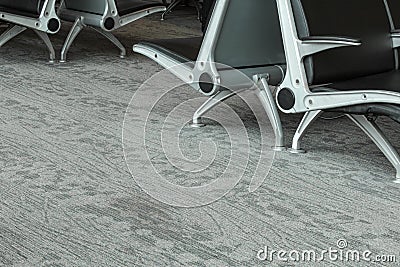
(387, 0, 400, 29)
(201, 0, 216, 33)
(116, 0, 165, 16)
(311, 64, 400, 122)
(326, 70, 400, 92)
(290, 0, 400, 123)
(313, 72, 400, 123)
(293, 0, 395, 85)
(137, 0, 285, 87)
(64, 0, 105, 15)
(0, 0, 45, 18)
(65, 0, 163, 16)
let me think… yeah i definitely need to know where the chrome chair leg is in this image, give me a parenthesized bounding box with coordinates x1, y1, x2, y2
(161, 0, 200, 20)
(33, 30, 56, 63)
(60, 17, 84, 63)
(193, 0, 202, 20)
(289, 110, 323, 153)
(91, 27, 126, 58)
(0, 24, 27, 47)
(255, 76, 286, 151)
(161, 0, 182, 20)
(348, 114, 400, 183)
(190, 90, 236, 127)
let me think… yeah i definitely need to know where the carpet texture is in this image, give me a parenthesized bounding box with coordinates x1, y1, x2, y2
(0, 9, 399, 267)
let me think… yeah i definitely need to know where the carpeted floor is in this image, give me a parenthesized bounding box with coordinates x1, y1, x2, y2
(0, 8, 399, 267)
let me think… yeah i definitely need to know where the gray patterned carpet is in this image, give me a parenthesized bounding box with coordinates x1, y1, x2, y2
(0, 8, 399, 267)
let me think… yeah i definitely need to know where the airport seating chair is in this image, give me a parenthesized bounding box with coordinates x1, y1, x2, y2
(276, 0, 400, 182)
(0, 0, 60, 62)
(134, 0, 287, 151)
(57, 0, 166, 62)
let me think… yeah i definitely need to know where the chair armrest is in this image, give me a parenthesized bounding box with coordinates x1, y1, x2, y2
(391, 30, 400, 49)
(298, 35, 361, 57)
(301, 36, 361, 43)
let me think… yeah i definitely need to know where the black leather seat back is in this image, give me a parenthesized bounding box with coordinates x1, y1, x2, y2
(213, 0, 285, 71)
(116, 0, 165, 17)
(64, 0, 163, 16)
(64, 0, 106, 15)
(386, 0, 400, 28)
(202, 0, 216, 33)
(0, 0, 44, 16)
(293, 0, 395, 85)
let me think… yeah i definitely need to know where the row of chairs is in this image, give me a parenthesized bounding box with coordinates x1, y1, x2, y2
(133, 0, 400, 183)
(2, 0, 400, 182)
(0, 0, 166, 62)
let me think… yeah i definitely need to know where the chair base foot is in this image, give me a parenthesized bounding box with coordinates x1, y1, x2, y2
(395, 171, 400, 183)
(59, 60, 66, 63)
(273, 146, 287, 152)
(190, 121, 206, 128)
(120, 54, 126, 59)
(289, 148, 306, 154)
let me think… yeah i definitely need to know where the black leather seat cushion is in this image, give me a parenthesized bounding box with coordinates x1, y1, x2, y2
(0, 0, 44, 18)
(116, 0, 165, 16)
(201, 0, 216, 33)
(312, 70, 400, 123)
(139, 37, 202, 63)
(322, 70, 400, 92)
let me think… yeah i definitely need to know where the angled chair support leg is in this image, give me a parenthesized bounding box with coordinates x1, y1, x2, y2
(193, 0, 202, 20)
(33, 30, 56, 63)
(162, 0, 201, 20)
(60, 17, 85, 63)
(255, 76, 286, 151)
(290, 110, 323, 153)
(161, 0, 183, 20)
(91, 27, 126, 59)
(348, 114, 400, 182)
(0, 24, 27, 47)
(190, 89, 236, 127)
